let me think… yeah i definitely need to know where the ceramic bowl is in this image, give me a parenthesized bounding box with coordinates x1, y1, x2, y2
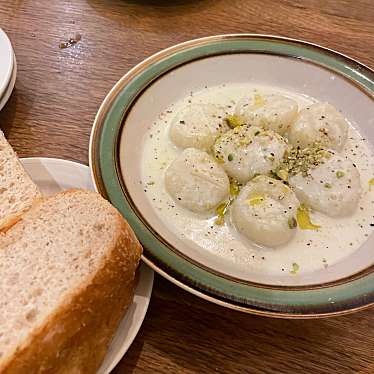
(90, 34, 374, 318)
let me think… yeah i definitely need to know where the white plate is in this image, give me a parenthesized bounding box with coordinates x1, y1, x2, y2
(0, 29, 13, 98)
(20, 157, 154, 373)
(0, 54, 16, 111)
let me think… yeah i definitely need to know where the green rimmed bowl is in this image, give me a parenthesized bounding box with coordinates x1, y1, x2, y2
(89, 34, 374, 318)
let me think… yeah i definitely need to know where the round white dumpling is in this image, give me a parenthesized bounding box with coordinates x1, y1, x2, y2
(165, 148, 230, 212)
(289, 152, 361, 217)
(169, 103, 229, 151)
(288, 102, 348, 150)
(235, 93, 298, 134)
(232, 176, 299, 247)
(213, 125, 288, 183)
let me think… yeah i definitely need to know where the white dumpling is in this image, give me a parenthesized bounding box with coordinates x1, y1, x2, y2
(213, 125, 288, 183)
(289, 152, 361, 217)
(165, 148, 230, 212)
(232, 176, 299, 247)
(169, 103, 229, 151)
(235, 93, 298, 134)
(288, 102, 348, 150)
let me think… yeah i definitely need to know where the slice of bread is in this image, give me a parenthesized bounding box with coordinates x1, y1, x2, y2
(0, 131, 41, 231)
(0, 189, 142, 373)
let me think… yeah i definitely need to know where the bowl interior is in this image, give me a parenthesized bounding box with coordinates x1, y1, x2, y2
(118, 52, 374, 287)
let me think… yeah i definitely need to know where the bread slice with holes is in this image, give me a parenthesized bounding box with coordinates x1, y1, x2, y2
(0, 189, 142, 373)
(0, 131, 41, 231)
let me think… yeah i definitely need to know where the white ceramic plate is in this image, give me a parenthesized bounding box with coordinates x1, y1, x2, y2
(0, 29, 13, 99)
(20, 157, 154, 373)
(0, 54, 16, 111)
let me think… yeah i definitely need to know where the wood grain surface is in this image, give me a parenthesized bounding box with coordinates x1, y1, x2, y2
(1, 1, 374, 373)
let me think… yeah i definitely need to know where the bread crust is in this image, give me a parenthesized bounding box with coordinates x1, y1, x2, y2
(0, 191, 142, 374)
(0, 133, 42, 232)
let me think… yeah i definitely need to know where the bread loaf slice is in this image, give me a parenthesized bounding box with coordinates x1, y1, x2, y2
(0, 131, 41, 231)
(0, 189, 142, 373)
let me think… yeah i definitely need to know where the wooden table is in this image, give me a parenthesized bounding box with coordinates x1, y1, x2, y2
(1, 1, 374, 372)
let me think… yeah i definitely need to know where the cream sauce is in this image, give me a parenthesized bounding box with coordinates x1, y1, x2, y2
(141, 83, 374, 277)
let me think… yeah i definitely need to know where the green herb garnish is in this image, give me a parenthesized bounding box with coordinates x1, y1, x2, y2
(336, 171, 345, 179)
(253, 93, 266, 108)
(324, 183, 332, 189)
(288, 217, 297, 229)
(214, 153, 224, 163)
(296, 204, 320, 230)
(278, 144, 333, 178)
(215, 178, 242, 225)
(225, 115, 242, 129)
(290, 262, 300, 274)
(228, 153, 234, 161)
(229, 179, 241, 197)
(276, 169, 289, 181)
(369, 178, 374, 191)
(214, 200, 231, 225)
(246, 194, 265, 206)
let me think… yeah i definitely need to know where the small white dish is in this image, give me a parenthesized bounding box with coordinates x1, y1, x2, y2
(0, 29, 13, 99)
(20, 157, 154, 373)
(0, 53, 16, 111)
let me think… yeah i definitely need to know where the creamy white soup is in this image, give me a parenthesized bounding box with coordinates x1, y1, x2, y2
(141, 83, 374, 277)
